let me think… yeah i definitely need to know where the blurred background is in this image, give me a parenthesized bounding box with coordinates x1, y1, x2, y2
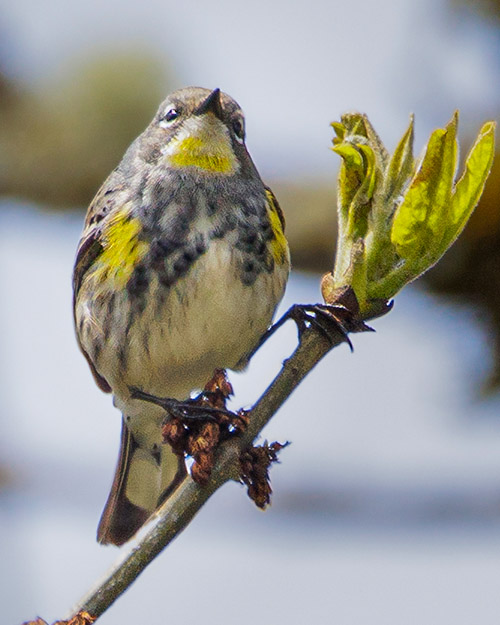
(1, 0, 500, 623)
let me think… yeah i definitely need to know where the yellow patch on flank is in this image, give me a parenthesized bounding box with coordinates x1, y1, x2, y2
(169, 136, 237, 174)
(94, 210, 148, 287)
(265, 191, 289, 264)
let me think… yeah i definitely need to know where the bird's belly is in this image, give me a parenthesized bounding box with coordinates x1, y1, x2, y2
(77, 239, 288, 414)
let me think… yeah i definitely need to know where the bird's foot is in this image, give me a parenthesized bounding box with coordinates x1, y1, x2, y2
(129, 387, 232, 422)
(280, 302, 357, 349)
(252, 297, 372, 358)
(130, 370, 249, 485)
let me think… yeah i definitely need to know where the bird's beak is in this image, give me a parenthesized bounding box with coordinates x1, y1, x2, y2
(194, 88, 223, 120)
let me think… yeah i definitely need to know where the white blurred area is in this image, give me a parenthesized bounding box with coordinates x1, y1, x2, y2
(1, 0, 500, 624)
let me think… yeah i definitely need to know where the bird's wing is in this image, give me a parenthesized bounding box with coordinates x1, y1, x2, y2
(264, 185, 286, 232)
(72, 173, 128, 393)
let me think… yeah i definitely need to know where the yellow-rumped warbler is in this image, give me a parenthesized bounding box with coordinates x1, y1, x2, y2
(73, 87, 290, 545)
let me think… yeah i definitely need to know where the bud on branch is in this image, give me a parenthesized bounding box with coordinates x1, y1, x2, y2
(322, 112, 496, 319)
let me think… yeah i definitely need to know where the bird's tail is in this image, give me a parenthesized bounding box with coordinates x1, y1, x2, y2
(97, 420, 186, 546)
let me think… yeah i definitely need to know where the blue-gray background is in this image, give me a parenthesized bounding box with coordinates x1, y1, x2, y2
(1, 1, 500, 623)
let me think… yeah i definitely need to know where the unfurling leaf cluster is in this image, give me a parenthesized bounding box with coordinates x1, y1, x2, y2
(322, 112, 496, 319)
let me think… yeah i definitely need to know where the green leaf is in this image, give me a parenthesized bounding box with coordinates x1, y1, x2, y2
(331, 121, 345, 143)
(357, 144, 377, 200)
(362, 115, 390, 172)
(332, 142, 365, 225)
(339, 113, 389, 170)
(343, 143, 377, 240)
(383, 115, 414, 202)
(332, 142, 364, 171)
(441, 120, 496, 253)
(390, 112, 458, 263)
(365, 116, 415, 282)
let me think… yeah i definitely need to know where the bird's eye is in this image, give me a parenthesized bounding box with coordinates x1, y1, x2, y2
(160, 108, 180, 127)
(165, 108, 179, 121)
(232, 118, 245, 143)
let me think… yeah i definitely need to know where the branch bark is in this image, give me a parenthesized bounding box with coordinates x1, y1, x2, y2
(71, 322, 344, 620)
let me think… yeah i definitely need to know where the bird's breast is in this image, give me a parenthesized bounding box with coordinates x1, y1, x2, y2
(76, 234, 289, 412)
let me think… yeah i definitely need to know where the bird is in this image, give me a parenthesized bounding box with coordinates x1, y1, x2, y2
(72, 87, 290, 546)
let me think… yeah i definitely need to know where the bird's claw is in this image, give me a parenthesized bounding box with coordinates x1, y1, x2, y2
(254, 300, 372, 355)
(285, 303, 356, 348)
(129, 387, 233, 422)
